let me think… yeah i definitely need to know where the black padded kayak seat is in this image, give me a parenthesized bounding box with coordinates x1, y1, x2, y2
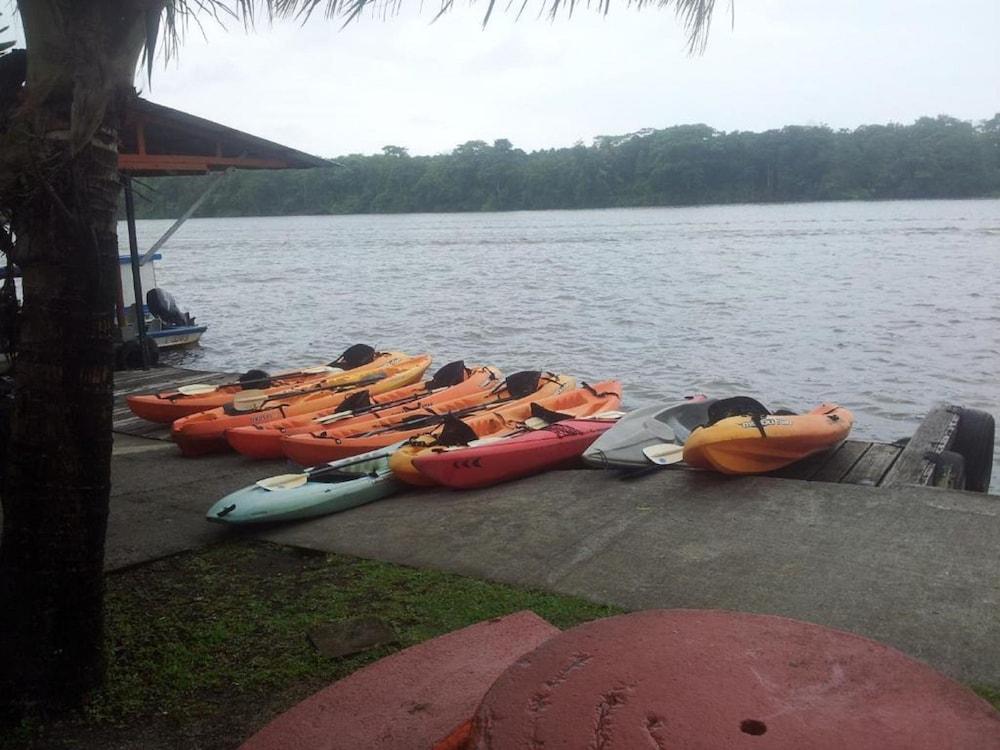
(337, 389, 372, 414)
(329, 344, 376, 370)
(427, 360, 469, 390)
(707, 396, 771, 425)
(529, 402, 574, 424)
(238, 368, 272, 390)
(435, 415, 478, 447)
(497, 371, 545, 400)
(707, 396, 773, 438)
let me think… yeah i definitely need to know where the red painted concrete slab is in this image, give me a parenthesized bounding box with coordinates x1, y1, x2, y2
(469, 610, 1000, 749)
(240, 610, 559, 750)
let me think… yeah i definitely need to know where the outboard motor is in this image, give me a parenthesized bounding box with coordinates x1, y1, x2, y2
(147, 287, 194, 328)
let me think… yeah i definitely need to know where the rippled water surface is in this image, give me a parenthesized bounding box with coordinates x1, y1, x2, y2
(128, 199, 1000, 490)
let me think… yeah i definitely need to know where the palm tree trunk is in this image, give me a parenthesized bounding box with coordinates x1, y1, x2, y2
(0, 104, 121, 718)
(0, 0, 157, 719)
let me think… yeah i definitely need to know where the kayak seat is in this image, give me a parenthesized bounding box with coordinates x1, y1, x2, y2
(496, 371, 543, 399)
(707, 396, 770, 425)
(329, 343, 376, 370)
(337, 389, 372, 413)
(239, 368, 272, 390)
(427, 361, 470, 389)
(707, 396, 772, 438)
(529, 402, 575, 424)
(435, 415, 479, 447)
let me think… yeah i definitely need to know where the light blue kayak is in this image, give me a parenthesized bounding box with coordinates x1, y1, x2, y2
(206, 442, 406, 525)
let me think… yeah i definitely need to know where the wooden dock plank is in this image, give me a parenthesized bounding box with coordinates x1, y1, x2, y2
(767, 449, 837, 480)
(113, 369, 230, 397)
(113, 365, 230, 440)
(882, 405, 961, 488)
(113, 366, 192, 387)
(767, 444, 843, 481)
(842, 443, 902, 486)
(809, 441, 871, 484)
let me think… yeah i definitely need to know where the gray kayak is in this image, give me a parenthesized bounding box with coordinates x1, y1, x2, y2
(206, 442, 406, 525)
(582, 398, 717, 470)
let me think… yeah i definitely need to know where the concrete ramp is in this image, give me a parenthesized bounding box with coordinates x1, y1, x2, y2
(257, 469, 1000, 686)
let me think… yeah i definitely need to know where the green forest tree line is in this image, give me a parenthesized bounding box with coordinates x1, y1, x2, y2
(134, 114, 1000, 218)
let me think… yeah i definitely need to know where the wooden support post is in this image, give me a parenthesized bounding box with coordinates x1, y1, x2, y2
(122, 175, 149, 370)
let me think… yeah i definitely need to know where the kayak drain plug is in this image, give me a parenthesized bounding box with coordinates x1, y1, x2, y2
(740, 719, 767, 736)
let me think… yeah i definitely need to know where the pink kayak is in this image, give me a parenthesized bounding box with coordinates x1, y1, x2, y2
(411, 418, 617, 490)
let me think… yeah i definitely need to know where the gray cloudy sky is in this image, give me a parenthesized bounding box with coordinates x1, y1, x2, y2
(12, 1, 1000, 157)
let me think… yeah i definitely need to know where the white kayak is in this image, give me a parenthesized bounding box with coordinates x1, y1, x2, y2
(206, 442, 406, 525)
(582, 398, 717, 470)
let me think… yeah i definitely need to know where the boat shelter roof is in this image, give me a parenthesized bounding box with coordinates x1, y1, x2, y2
(118, 96, 329, 176)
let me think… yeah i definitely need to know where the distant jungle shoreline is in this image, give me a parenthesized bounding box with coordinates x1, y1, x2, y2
(132, 115, 1000, 220)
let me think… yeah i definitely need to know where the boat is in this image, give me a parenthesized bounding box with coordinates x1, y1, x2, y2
(142, 287, 207, 350)
(205, 442, 406, 525)
(126, 343, 394, 423)
(582, 396, 715, 470)
(389, 380, 623, 486)
(117, 253, 206, 354)
(412, 416, 621, 489)
(224, 362, 502, 459)
(171, 354, 431, 457)
(280, 371, 576, 467)
(682, 399, 854, 475)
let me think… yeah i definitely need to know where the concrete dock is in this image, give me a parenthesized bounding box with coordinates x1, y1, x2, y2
(108, 430, 1000, 688)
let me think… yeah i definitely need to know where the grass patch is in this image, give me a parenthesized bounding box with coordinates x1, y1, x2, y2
(9, 540, 619, 749)
(973, 685, 1000, 711)
(8, 540, 998, 749)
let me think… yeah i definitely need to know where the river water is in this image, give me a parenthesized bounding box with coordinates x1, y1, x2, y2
(128, 199, 1000, 490)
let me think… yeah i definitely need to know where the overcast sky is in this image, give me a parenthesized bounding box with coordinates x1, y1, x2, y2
(10, 1, 1000, 157)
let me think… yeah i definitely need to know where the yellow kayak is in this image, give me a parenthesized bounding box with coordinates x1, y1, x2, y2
(683, 400, 853, 475)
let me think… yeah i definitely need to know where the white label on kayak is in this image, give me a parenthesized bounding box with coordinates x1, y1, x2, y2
(740, 417, 792, 429)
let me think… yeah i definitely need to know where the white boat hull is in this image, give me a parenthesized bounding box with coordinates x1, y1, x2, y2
(148, 324, 207, 349)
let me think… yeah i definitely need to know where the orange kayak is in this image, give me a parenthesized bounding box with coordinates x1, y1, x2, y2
(281, 371, 576, 466)
(127, 344, 397, 423)
(389, 380, 623, 485)
(682, 400, 854, 475)
(225, 363, 502, 459)
(171, 355, 431, 457)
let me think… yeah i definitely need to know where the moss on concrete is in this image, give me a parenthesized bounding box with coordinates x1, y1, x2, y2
(973, 685, 1000, 711)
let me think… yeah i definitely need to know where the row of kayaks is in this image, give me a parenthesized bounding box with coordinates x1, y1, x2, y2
(125, 345, 855, 525)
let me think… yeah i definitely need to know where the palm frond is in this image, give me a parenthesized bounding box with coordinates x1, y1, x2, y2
(153, 0, 723, 70)
(0, 10, 13, 57)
